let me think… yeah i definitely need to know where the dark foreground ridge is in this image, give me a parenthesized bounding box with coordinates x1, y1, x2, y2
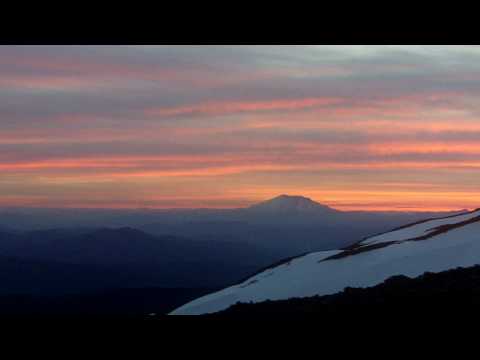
(0, 287, 214, 319)
(206, 264, 480, 317)
(4, 265, 480, 319)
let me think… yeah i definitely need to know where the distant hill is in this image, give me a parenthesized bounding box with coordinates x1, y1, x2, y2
(0, 255, 144, 295)
(0, 227, 280, 291)
(1, 227, 277, 267)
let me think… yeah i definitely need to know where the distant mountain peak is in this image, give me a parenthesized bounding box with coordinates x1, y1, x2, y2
(248, 194, 337, 213)
(274, 194, 313, 201)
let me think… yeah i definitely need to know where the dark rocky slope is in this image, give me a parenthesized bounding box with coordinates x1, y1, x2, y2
(207, 264, 480, 317)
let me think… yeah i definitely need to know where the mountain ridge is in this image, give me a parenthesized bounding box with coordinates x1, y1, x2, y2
(171, 207, 480, 315)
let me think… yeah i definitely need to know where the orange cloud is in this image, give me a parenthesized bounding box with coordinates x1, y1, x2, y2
(369, 142, 480, 155)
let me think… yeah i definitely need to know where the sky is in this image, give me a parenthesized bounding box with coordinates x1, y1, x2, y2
(1, 45, 480, 211)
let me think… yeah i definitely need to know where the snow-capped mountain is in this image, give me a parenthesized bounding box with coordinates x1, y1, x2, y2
(246, 194, 338, 214)
(171, 207, 480, 315)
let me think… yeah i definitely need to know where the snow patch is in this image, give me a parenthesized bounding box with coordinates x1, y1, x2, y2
(170, 209, 480, 315)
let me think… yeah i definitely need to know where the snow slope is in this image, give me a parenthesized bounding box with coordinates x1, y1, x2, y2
(170, 208, 480, 315)
(361, 209, 480, 246)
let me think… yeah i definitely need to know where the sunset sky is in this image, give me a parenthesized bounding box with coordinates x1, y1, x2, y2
(2, 45, 480, 211)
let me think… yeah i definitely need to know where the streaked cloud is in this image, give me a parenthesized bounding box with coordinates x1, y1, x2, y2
(2, 45, 480, 210)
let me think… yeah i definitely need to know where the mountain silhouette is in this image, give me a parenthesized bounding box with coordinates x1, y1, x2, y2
(247, 194, 337, 214)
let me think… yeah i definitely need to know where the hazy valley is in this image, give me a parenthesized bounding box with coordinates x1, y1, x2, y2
(0, 195, 470, 317)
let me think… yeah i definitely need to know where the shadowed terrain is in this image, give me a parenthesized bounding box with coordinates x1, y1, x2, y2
(207, 265, 480, 318)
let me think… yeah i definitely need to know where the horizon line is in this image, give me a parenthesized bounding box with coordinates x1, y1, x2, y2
(0, 204, 472, 213)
